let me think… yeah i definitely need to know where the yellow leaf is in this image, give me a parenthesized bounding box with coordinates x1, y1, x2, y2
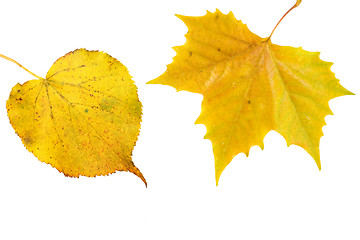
(6, 49, 146, 185)
(149, 5, 353, 185)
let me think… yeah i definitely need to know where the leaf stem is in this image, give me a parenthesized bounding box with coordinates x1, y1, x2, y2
(0, 53, 43, 79)
(268, 0, 302, 40)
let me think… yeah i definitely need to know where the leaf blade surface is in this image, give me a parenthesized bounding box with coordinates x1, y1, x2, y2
(149, 10, 353, 184)
(7, 49, 146, 185)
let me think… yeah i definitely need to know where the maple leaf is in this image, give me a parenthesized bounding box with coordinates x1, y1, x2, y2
(2, 49, 146, 186)
(148, 1, 353, 185)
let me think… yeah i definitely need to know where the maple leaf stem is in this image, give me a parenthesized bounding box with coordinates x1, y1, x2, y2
(0, 53, 43, 80)
(268, 0, 302, 40)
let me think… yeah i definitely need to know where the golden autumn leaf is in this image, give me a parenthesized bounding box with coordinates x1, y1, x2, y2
(2, 49, 146, 186)
(148, 2, 353, 185)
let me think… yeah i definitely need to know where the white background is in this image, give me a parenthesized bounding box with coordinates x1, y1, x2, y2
(0, 0, 359, 239)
